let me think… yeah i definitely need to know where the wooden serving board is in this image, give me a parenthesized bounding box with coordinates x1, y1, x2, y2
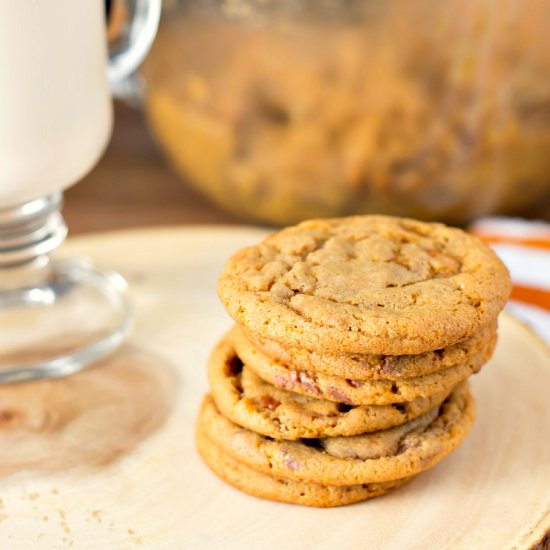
(0, 226, 549, 550)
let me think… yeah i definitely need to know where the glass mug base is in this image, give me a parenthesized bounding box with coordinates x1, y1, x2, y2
(0, 195, 132, 383)
(0, 259, 132, 383)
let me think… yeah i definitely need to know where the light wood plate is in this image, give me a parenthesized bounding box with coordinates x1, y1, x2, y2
(0, 226, 549, 550)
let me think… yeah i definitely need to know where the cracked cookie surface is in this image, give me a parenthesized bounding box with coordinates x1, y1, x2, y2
(233, 325, 491, 405)
(197, 382, 474, 485)
(218, 216, 511, 354)
(208, 332, 451, 439)
(196, 426, 412, 507)
(244, 322, 497, 380)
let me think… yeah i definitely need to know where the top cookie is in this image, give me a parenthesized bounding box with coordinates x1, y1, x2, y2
(218, 216, 511, 354)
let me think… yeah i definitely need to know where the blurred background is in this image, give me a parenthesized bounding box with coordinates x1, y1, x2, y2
(66, 0, 550, 234)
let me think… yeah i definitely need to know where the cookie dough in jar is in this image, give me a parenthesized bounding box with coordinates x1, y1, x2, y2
(142, 0, 550, 225)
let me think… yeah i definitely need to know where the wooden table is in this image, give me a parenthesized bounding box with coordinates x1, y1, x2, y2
(64, 103, 550, 235)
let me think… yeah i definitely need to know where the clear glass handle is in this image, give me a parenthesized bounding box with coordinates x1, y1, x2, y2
(107, 0, 161, 89)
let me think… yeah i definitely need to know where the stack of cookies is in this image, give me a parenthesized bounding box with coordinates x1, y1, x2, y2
(197, 216, 511, 507)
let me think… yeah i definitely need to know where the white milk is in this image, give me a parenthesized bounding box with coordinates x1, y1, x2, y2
(0, 0, 112, 206)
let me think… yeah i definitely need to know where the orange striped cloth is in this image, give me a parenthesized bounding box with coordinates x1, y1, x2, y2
(470, 217, 550, 343)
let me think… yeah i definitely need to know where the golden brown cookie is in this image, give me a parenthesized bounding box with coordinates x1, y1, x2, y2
(196, 426, 412, 508)
(232, 326, 489, 405)
(197, 382, 475, 486)
(244, 322, 497, 380)
(208, 333, 452, 440)
(217, 216, 511, 354)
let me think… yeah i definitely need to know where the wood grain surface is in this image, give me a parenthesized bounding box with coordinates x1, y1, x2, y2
(0, 226, 548, 549)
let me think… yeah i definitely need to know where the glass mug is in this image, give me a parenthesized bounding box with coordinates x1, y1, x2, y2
(0, 0, 161, 382)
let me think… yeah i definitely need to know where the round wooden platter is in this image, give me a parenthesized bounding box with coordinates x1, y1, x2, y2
(0, 226, 549, 550)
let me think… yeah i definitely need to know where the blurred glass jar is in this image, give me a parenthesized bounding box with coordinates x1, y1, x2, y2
(141, 0, 550, 226)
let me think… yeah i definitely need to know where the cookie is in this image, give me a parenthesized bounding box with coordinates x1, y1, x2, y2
(208, 333, 452, 440)
(196, 426, 412, 508)
(197, 382, 475, 485)
(233, 326, 489, 405)
(244, 322, 497, 381)
(217, 216, 511, 354)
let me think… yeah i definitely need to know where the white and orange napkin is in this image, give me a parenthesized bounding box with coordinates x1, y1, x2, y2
(471, 217, 550, 344)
